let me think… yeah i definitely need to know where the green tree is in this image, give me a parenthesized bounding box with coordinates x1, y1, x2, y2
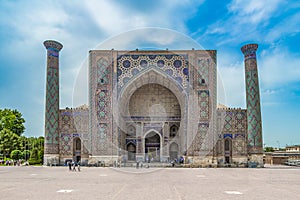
(0, 109, 25, 136)
(23, 150, 30, 161)
(10, 150, 23, 160)
(38, 149, 44, 164)
(264, 146, 275, 152)
(0, 128, 20, 157)
(37, 136, 44, 151)
(29, 148, 41, 165)
(19, 136, 44, 158)
(18, 136, 28, 151)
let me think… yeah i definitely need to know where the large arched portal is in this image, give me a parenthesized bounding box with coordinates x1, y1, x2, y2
(118, 69, 187, 162)
(129, 84, 181, 162)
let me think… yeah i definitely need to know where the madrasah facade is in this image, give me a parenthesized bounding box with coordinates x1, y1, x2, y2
(43, 40, 263, 167)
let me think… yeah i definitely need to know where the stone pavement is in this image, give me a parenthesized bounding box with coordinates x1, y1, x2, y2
(0, 165, 300, 200)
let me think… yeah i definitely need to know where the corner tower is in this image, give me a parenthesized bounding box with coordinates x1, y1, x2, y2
(43, 40, 63, 165)
(241, 44, 263, 166)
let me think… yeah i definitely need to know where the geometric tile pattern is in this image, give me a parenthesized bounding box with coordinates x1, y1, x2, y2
(197, 58, 209, 86)
(97, 90, 110, 122)
(59, 112, 75, 156)
(232, 140, 246, 155)
(198, 90, 209, 121)
(235, 112, 246, 131)
(97, 58, 109, 86)
(59, 113, 75, 133)
(90, 54, 114, 156)
(117, 54, 189, 90)
(222, 111, 247, 132)
(216, 108, 248, 157)
(45, 67, 59, 147)
(224, 113, 232, 130)
(58, 108, 89, 157)
(60, 133, 72, 155)
(190, 51, 217, 158)
(245, 69, 263, 148)
(44, 40, 62, 154)
(187, 123, 209, 156)
(191, 52, 214, 90)
(95, 123, 109, 154)
(241, 44, 263, 153)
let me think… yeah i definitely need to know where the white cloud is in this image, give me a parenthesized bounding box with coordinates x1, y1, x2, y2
(201, 0, 287, 46)
(228, 0, 284, 25)
(97, 28, 201, 50)
(84, 0, 204, 36)
(1, 0, 207, 115)
(4, 2, 70, 42)
(262, 89, 278, 95)
(217, 46, 300, 109)
(85, 1, 137, 34)
(265, 12, 300, 43)
(259, 48, 300, 87)
(197, 0, 299, 110)
(216, 51, 246, 108)
(216, 45, 300, 109)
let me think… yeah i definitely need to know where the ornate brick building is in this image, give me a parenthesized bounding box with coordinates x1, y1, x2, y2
(43, 40, 263, 167)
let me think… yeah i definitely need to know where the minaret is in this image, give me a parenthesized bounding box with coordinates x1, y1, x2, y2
(241, 43, 263, 166)
(43, 40, 63, 165)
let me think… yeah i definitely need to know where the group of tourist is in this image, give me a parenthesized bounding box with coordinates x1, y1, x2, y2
(0, 159, 29, 166)
(67, 161, 80, 172)
(136, 161, 149, 169)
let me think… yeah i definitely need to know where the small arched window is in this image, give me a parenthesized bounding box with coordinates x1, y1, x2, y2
(75, 138, 81, 151)
(225, 139, 231, 151)
(170, 125, 178, 137)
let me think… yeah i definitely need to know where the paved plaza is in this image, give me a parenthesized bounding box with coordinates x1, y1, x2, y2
(0, 165, 300, 200)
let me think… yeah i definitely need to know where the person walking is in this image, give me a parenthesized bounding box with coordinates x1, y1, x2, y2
(68, 161, 72, 171)
(72, 161, 76, 172)
(77, 161, 81, 172)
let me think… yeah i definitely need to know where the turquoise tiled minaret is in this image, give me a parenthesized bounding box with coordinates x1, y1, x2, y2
(44, 40, 63, 164)
(241, 44, 263, 165)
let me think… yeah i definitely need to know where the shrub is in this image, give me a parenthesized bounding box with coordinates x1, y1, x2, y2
(28, 159, 42, 165)
(10, 150, 23, 160)
(28, 148, 42, 165)
(22, 150, 30, 161)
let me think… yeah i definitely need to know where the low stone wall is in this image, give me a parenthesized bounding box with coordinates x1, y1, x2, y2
(44, 154, 60, 166)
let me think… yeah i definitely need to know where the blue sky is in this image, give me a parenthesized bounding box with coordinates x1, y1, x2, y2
(0, 0, 299, 147)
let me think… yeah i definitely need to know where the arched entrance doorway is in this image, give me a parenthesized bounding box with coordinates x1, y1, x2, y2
(127, 142, 136, 161)
(118, 69, 187, 162)
(169, 142, 179, 161)
(224, 139, 232, 164)
(73, 138, 81, 162)
(145, 131, 161, 162)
